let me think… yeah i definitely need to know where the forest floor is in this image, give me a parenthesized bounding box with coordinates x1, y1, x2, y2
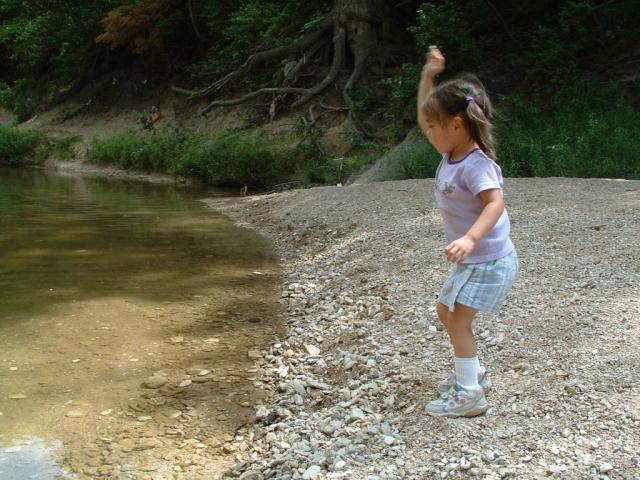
(204, 176, 640, 480)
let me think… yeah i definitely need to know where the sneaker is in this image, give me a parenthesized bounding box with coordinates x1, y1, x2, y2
(426, 384, 488, 418)
(437, 367, 491, 394)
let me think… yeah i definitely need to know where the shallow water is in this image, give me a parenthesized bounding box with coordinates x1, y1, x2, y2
(0, 168, 282, 477)
(0, 436, 77, 479)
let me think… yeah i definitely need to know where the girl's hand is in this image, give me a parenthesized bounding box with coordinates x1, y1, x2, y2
(445, 235, 476, 263)
(422, 45, 445, 78)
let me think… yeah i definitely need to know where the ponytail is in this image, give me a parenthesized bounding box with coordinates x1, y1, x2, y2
(465, 95, 496, 159)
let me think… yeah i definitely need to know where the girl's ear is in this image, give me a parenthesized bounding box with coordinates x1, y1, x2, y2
(451, 115, 465, 131)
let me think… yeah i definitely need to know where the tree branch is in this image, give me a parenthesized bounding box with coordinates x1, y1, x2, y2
(200, 87, 309, 115)
(176, 16, 334, 100)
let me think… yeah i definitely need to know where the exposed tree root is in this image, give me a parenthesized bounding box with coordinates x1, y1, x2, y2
(175, 0, 411, 137)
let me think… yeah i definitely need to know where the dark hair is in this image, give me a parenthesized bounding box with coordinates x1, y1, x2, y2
(422, 74, 496, 159)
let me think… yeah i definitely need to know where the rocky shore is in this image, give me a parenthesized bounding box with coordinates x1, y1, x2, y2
(204, 177, 639, 480)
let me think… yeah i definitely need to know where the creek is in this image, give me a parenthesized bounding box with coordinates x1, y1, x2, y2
(0, 168, 282, 478)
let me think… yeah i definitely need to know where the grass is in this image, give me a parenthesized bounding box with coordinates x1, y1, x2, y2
(0, 125, 74, 166)
(87, 129, 375, 188)
(496, 86, 640, 179)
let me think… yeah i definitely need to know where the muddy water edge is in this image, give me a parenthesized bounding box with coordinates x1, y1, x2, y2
(0, 167, 284, 479)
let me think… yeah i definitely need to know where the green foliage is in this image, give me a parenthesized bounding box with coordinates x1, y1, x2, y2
(497, 83, 640, 179)
(0, 80, 31, 122)
(0, 125, 42, 165)
(88, 129, 340, 187)
(170, 131, 301, 186)
(0, 125, 73, 165)
(410, 1, 639, 85)
(192, 0, 331, 76)
(0, 0, 123, 117)
(397, 141, 441, 179)
(381, 63, 421, 140)
(411, 0, 479, 73)
(87, 127, 380, 187)
(294, 130, 333, 185)
(88, 131, 183, 171)
(2, 0, 639, 183)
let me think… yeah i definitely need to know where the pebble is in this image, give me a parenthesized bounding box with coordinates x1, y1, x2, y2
(292, 379, 306, 396)
(599, 463, 614, 473)
(302, 465, 321, 479)
(305, 344, 321, 356)
(239, 471, 263, 480)
(142, 375, 168, 389)
(66, 410, 85, 418)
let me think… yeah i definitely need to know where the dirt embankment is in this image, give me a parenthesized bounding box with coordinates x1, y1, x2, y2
(204, 177, 639, 479)
(15, 76, 357, 171)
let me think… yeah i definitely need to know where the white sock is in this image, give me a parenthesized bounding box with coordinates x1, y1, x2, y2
(455, 356, 480, 389)
(474, 356, 483, 373)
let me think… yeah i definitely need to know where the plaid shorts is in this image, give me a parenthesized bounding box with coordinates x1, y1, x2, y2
(439, 249, 518, 316)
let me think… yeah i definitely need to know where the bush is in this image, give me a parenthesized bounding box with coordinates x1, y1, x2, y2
(170, 131, 301, 186)
(497, 83, 640, 179)
(88, 129, 342, 187)
(0, 125, 42, 165)
(0, 125, 72, 165)
(88, 132, 183, 171)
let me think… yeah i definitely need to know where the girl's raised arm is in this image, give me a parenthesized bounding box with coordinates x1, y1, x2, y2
(417, 46, 445, 136)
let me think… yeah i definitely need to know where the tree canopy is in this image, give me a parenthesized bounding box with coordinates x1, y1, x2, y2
(0, 1, 638, 129)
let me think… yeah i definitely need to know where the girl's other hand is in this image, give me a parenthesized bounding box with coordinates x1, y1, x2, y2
(445, 235, 476, 263)
(422, 45, 445, 78)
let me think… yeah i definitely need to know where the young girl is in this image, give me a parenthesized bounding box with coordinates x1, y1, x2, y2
(417, 46, 518, 417)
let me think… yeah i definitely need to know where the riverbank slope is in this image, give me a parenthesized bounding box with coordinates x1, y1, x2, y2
(205, 177, 639, 479)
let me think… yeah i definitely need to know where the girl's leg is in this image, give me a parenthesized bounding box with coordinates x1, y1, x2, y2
(445, 302, 481, 389)
(435, 301, 488, 391)
(427, 302, 488, 417)
(445, 302, 478, 357)
(436, 302, 450, 331)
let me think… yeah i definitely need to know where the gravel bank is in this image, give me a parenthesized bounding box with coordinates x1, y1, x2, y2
(204, 177, 639, 480)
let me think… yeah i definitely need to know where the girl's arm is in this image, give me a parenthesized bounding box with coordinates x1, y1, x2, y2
(417, 46, 445, 136)
(445, 189, 505, 263)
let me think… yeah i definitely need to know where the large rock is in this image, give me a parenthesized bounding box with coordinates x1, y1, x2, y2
(353, 128, 430, 183)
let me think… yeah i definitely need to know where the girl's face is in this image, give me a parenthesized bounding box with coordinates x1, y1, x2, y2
(424, 107, 470, 155)
(425, 117, 458, 154)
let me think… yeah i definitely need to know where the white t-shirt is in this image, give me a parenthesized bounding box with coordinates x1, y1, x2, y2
(434, 149, 514, 263)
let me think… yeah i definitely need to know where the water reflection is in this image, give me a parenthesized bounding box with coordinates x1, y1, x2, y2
(0, 169, 277, 323)
(0, 436, 77, 479)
